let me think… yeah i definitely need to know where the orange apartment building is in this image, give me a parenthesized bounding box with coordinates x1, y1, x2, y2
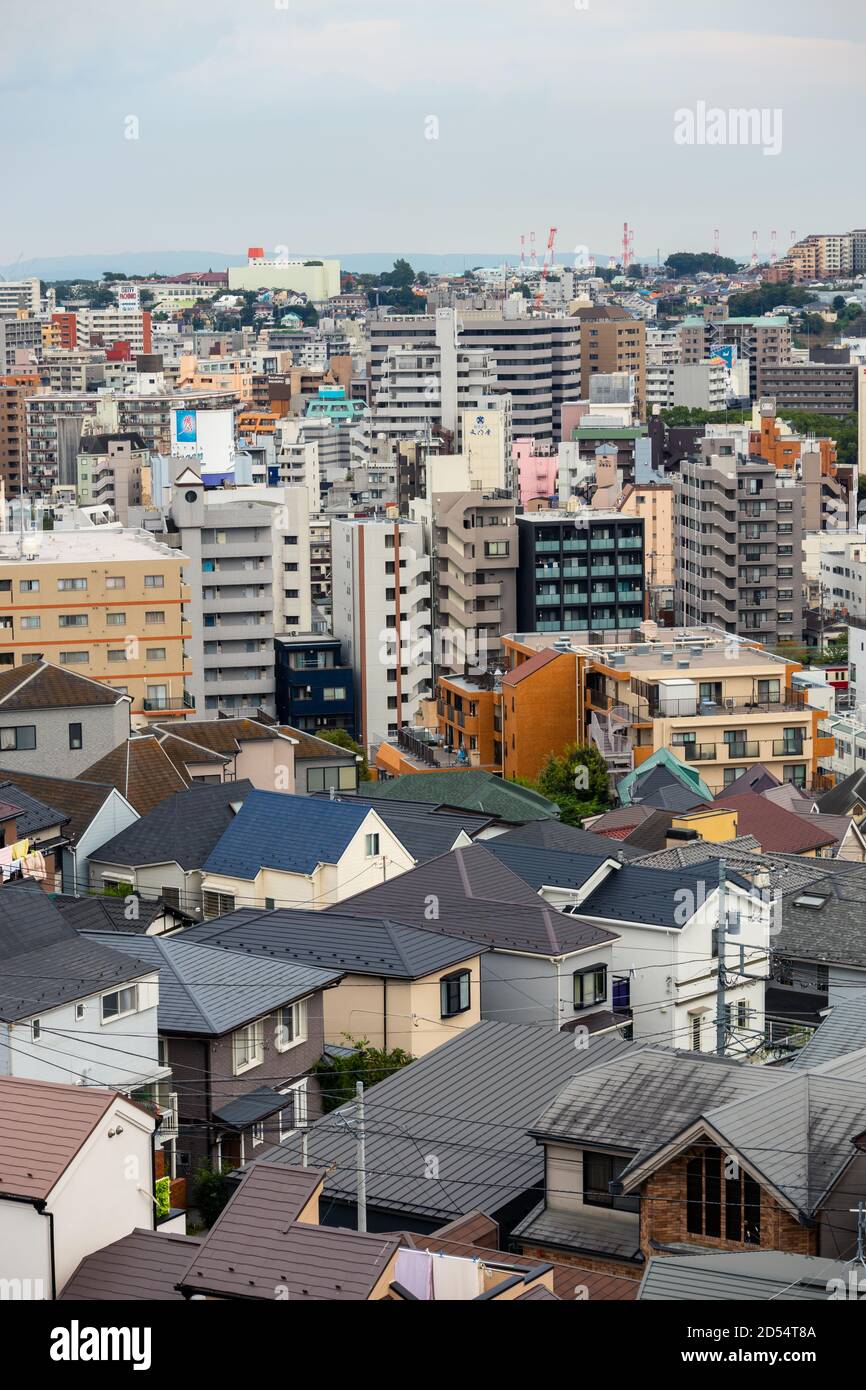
(0, 373, 39, 493)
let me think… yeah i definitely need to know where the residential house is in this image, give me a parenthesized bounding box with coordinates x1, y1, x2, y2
(710, 792, 839, 857)
(150, 717, 302, 793)
(86, 779, 254, 916)
(333, 842, 623, 1034)
(513, 1045, 866, 1277)
(311, 789, 497, 861)
(183, 905, 487, 1057)
(278, 725, 360, 795)
(83, 928, 343, 1177)
(0, 660, 131, 778)
(79, 733, 190, 815)
(0, 1076, 157, 1297)
(264, 1020, 633, 1236)
(0, 779, 72, 892)
(0, 768, 138, 893)
(58, 1227, 202, 1302)
(361, 769, 559, 825)
(199, 790, 415, 915)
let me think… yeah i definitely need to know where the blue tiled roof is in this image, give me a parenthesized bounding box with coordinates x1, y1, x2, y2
(203, 790, 371, 881)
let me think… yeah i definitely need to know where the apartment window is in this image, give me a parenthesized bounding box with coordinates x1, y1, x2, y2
(146, 648, 166, 661)
(306, 765, 356, 793)
(57, 577, 87, 591)
(68, 722, 83, 751)
(583, 1152, 639, 1212)
(101, 984, 138, 1023)
(687, 1145, 760, 1244)
(323, 687, 347, 701)
(20, 616, 40, 629)
(106, 612, 126, 626)
(59, 613, 88, 628)
(232, 1020, 264, 1075)
(0, 726, 36, 751)
(107, 649, 127, 663)
(20, 579, 39, 593)
(145, 611, 165, 624)
(484, 541, 509, 557)
(60, 651, 89, 665)
(106, 576, 125, 589)
(203, 889, 235, 919)
(574, 964, 607, 1010)
(784, 764, 807, 788)
(365, 832, 380, 857)
(279, 1078, 309, 1139)
(276, 998, 309, 1051)
(144, 574, 165, 588)
(440, 969, 471, 1018)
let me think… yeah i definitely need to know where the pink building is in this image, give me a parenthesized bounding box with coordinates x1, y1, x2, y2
(514, 437, 558, 506)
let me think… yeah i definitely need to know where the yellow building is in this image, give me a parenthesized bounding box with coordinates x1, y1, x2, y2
(0, 528, 192, 718)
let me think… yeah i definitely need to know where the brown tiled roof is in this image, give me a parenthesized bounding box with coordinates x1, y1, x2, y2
(278, 725, 354, 760)
(0, 1076, 116, 1200)
(152, 718, 292, 759)
(177, 1162, 400, 1300)
(0, 769, 113, 841)
(405, 1228, 638, 1301)
(0, 661, 126, 711)
(430, 1210, 500, 1249)
(59, 1229, 202, 1301)
(80, 737, 190, 815)
(716, 792, 838, 854)
(502, 649, 561, 687)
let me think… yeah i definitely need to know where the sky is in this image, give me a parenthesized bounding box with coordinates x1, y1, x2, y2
(2, 0, 863, 267)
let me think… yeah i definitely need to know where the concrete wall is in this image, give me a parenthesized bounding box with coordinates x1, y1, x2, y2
(0, 700, 129, 778)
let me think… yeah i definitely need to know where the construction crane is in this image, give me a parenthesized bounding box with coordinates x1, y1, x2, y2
(622, 222, 634, 271)
(770, 229, 778, 265)
(530, 231, 537, 271)
(751, 230, 759, 270)
(714, 228, 720, 260)
(520, 234, 526, 271)
(534, 227, 558, 308)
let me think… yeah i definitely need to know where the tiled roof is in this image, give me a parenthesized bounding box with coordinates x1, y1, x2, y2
(56, 893, 189, 935)
(59, 1229, 202, 1301)
(80, 736, 190, 816)
(359, 769, 558, 823)
(788, 999, 866, 1070)
(817, 769, 866, 816)
(91, 780, 254, 871)
(0, 1076, 118, 1200)
(203, 789, 372, 879)
(0, 770, 113, 841)
(278, 726, 356, 761)
(715, 763, 781, 799)
(496, 818, 643, 858)
(0, 779, 70, 837)
(717, 793, 838, 853)
(151, 717, 295, 760)
(0, 660, 126, 711)
(639, 1250, 854, 1302)
(501, 648, 562, 686)
(312, 791, 493, 863)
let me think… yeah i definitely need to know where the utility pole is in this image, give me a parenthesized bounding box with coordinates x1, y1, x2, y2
(355, 1081, 367, 1233)
(715, 857, 728, 1056)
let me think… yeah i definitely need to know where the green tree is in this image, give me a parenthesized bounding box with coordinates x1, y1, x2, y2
(312, 1036, 414, 1113)
(525, 742, 611, 827)
(315, 728, 370, 780)
(664, 251, 739, 277)
(193, 1162, 237, 1228)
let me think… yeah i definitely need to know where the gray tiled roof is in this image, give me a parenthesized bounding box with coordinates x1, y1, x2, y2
(772, 870, 866, 968)
(55, 894, 190, 935)
(90, 780, 254, 871)
(496, 819, 643, 859)
(634, 838, 819, 895)
(312, 792, 494, 862)
(513, 1200, 642, 1262)
(183, 905, 488, 979)
(82, 930, 343, 1035)
(788, 999, 866, 1070)
(817, 768, 866, 816)
(0, 780, 70, 837)
(638, 1250, 854, 1301)
(268, 1020, 633, 1225)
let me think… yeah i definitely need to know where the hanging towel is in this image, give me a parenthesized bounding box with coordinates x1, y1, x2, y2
(0, 846, 14, 868)
(431, 1252, 483, 1300)
(11, 838, 29, 861)
(394, 1248, 434, 1300)
(23, 851, 46, 882)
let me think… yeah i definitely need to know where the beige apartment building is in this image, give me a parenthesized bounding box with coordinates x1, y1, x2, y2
(584, 628, 832, 795)
(574, 305, 646, 420)
(0, 528, 192, 718)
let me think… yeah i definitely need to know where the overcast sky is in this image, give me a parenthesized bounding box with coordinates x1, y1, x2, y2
(2, 0, 863, 266)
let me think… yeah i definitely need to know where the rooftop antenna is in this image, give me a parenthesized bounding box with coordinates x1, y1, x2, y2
(750, 231, 759, 270)
(770, 229, 778, 266)
(530, 231, 537, 272)
(714, 228, 720, 260)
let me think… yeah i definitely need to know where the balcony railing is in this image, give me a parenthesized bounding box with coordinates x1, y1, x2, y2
(682, 743, 716, 761)
(724, 741, 759, 759)
(772, 740, 806, 758)
(143, 691, 195, 712)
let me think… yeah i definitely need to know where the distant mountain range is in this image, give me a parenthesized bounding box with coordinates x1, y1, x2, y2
(0, 249, 619, 281)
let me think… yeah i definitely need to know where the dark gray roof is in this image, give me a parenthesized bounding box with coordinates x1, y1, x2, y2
(482, 841, 620, 891)
(267, 1020, 633, 1224)
(59, 1229, 202, 1301)
(82, 930, 343, 1035)
(312, 791, 494, 862)
(513, 1200, 642, 1262)
(638, 1250, 855, 1302)
(715, 763, 781, 799)
(493, 818, 643, 859)
(55, 894, 191, 935)
(212, 1086, 292, 1130)
(633, 837, 818, 896)
(0, 881, 157, 1022)
(177, 1162, 400, 1300)
(773, 871, 866, 968)
(817, 768, 866, 816)
(90, 779, 254, 870)
(0, 780, 70, 837)
(181, 905, 487, 979)
(629, 764, 710, 812)
(331, 843, 619, 956)
(789, 998, 866, 1071)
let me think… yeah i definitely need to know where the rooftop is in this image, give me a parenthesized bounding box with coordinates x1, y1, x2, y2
(0, 527, 187, 564)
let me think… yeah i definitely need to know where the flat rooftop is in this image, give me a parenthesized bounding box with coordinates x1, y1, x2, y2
(506, 627, 791, 673)
(0, 527, 186, 564)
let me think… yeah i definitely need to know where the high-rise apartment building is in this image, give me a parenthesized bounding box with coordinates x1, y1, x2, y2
(678, 314, 792, 400)
(515, 512, 646, 635)
(574, 305, 647, 420)
(0, 374, 39, 494)
(423, 490, 518, 674)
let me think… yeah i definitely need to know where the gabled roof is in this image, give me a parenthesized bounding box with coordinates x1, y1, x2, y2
(91, 780, 254, 871)
(59, 1229, 202, 1301)
(311, 791, 493, 863)
(83, 930, 343, 1035)
(150, 717, 296, 762)
(267, 1021, 633, 1224)
(0, 1076, 123, 1201)
(634, 837, 814, 895)
(638, 1250, 855, 1302)
(501, 648, 563, 686)
(628, 766, 711, 813)
(176, 1163, 399, 1301)
(0, 660, 127, 712)
(55, 893, 191, 935)
(278, 725, 354, 761)
(716, 793, 838, 854)
(331, 843, 619, 956)
(80, 736, 190, 816)
(203, 790, 375, 880)
(0, 778, 70, 837)
(183, 905, 487, 979)
(0, 880, 156, 1022)
(817, 768, 866, 816)
(592, 807, 675, 852)
(495, 817, 643, 859)
(0, 770, 116, 842)
(773, 867, 866, 968)
(761, 781, 816, 814)
(358, 770, 559, 824)
(714, 763, 781, 800)
(617, 748, 712, 807)
(789, 1001, 866, 1071)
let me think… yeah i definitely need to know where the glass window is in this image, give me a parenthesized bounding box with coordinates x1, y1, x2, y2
(106, 612, 126, 626)
(574, 964, 607, 1010)
(232, 1020, 263, 1074)
(440, 969, 471, 1018)
(68, 722, 83, 750)
(0, 725, 36, 751)
(583, 1152, 639, 1212)
(276, 998, 308, 1051)
(101, 985, 138, 1022)
(364, 832, 380, 857)
(144, 574, 165, 588)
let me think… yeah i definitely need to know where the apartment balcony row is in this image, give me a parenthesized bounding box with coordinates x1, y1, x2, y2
(678, 738, 807, 765)
(142, 690, 196, 713)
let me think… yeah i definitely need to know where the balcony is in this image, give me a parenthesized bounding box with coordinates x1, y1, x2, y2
(143, 690, 195, 712)
(564, 565, 587, 578)
(618, 536, 643, 549)
(772, 741, 806, 758)
(536, 565, 560, 579)
(723, 741, 759, 759)
(682, 743, 716, 761)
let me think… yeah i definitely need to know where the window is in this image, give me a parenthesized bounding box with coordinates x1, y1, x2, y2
(484, 541, 509, 557)
(68, 722, 83, 750)
(583, 1152, 639, 1212)
(203, 889, 235, 919)
(440, 969, 471, 1018)
(107, 649, 127, 663)
(145, 611, 165, 624)
(31, 1019, 41, 1041)
(574, 964, 607, 1010)
(279, 1079, 309, 1139)
(20, 616, 40, 630)
(306, 766, 356, 793)
(146, 648, 166, 661)
(687, 1146, 760, 1245)
(0, 725, 36, 751)
(59, 614, 88, 628)
(60, 651, 88, 664)
(58, 577, 87, 591)
(232, 1020, 264, 1074)
(276, 998, 309, 1051)
(106, 576, 125, 590)
(144, 574, 165, 588)
(101, 985, 138, 1022)
(75, 1003, 85, 1021)
(323, 687, 347, 701)
(20, 579, 39, 593)
(364, 832, 380, 857)
(106, 611, 126, 626)
(251, 1121, 265, 1147)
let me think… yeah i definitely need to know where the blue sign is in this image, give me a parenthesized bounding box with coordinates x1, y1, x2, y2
(175, 409, 197, 443)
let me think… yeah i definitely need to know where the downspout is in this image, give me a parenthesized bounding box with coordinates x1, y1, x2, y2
(553, 956, 563, 1034)
(382, 977, 388, 1050)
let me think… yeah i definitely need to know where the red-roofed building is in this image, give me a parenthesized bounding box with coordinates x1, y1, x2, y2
(712, 791, 838, 855)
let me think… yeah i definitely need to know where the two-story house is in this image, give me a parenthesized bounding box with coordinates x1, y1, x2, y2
(0, 660, 131, 778)
(82, 927, 344, 1178)
(0, 768, 138, 893)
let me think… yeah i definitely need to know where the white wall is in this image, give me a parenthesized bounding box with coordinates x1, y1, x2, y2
(6, 975, 161, 1089)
